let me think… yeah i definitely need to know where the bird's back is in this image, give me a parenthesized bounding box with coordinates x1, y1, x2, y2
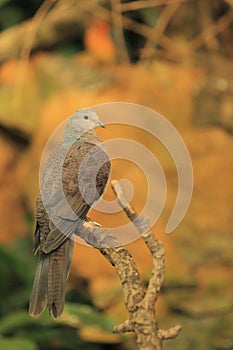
(30, 129, 110, 318)
(35, 129, 110, 252)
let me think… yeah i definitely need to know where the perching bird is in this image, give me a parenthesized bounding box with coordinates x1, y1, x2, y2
(29, 108, 111, 318)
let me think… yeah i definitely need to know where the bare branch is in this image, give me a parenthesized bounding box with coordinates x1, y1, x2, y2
(190, 8, 233, 51)
(159, 325, 182, 340)
(225, 0, 233, 7)
(113, 319, 133, 333)
(12, 0, 58, 113)
(111, 0, 130, 63)
(139, 2, 180, 62)
(121, 0, 193, 12)
(0, 0, 107, 64)
(86, 4, 185, 61)
(75, 180, 181, 349)
(77, 221, 145, 314)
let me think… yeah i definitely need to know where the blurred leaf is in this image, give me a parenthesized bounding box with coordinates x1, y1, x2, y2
(8, 238, 36, 284)
(33, 54, 115, 98)
(1, 288, 32, 314)
(84, 20, 116, 63)
(0, 258, 8, 295)
(19, 327, 101, 350)
(140, 8, 159, 27)
(0, 239, 35, 287)
(66, 282, 93, 306)
(79, 325, 121, 344)
(0, 337, 38, 350)
(168, 294, 233, 318)
(0, 63, 40, 133)
(0, 240, 36, 315)
(62, 303, 116, 332)
(0, 0, 10, 8)
(0, 305, 122, 347)
(0, 311, 98, 350)
(0, 310, 53, 335)
(0, 5, 24, 30)
(163, 267, 197, 291)
(61, 303, 122, 345)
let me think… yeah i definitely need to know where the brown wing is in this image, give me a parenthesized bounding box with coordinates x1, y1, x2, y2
(34, 133, 111, 254)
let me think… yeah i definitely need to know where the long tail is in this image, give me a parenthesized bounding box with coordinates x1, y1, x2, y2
(29, 239, 73, 318)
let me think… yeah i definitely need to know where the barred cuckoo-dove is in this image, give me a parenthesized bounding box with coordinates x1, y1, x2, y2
(29, 108, 111, 318)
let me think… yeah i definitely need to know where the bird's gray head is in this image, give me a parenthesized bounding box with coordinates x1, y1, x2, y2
(62, 108, 105, 146)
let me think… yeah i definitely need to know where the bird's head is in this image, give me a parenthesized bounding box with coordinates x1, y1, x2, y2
(70, 108, 105, 132)
(62, 108, 105, 146)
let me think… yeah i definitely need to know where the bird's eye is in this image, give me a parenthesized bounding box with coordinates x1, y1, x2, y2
(83, 115, 89, 120)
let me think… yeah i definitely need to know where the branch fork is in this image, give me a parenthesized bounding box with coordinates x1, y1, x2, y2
(76, 180, 181, 350)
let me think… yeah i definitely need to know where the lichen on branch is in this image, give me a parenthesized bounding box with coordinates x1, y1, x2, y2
(76, 180, 181, 350)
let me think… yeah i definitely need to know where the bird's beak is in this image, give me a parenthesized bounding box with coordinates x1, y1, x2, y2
(96, 121, 105, 128)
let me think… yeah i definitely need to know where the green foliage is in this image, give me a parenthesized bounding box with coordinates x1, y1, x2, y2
(0, 4, 24, 29)
(140, 7, 159, 28)
(0, 238, 122, 350)
(0, 0, 43, 30)
(63, 303, 116, 331)
(0, 310, 53, 335)
(0, 0, 10, 8)
(0, 337, 38, 350)
(0, 239, 35, 315)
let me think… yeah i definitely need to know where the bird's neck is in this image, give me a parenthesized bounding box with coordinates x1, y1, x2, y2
(61, 133, 80, 148)
(61, 128, 98, 148)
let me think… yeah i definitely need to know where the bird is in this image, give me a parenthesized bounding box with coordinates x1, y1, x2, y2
(29, 108, 111, 318)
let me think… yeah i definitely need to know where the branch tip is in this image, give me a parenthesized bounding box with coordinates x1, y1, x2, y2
(113, 319, 133, 333)
(158, 324, 182, 340)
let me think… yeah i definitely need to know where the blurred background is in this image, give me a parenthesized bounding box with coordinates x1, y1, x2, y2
(0, 0, 232, 349)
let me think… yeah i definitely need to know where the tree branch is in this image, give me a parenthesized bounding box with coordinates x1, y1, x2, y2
(121, 0, 192, 12)
(139, 2, 181, 62)
(190, 8, 233, 51)
(0, 0, 106, 64)
(111, 0, 130, 63)
(75, 180, 181, 350)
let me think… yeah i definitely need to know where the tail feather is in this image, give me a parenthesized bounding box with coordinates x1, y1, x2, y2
(29, 254, 49, 317)
(29, 239, 73, 318)
(48, 239, 73, 318)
